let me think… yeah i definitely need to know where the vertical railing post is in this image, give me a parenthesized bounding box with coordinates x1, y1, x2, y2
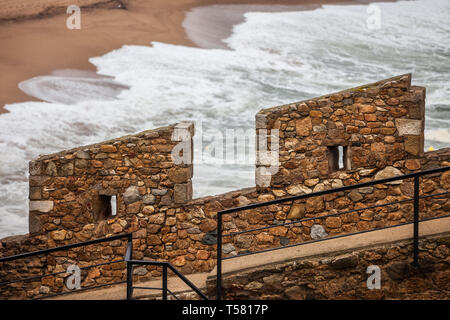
(216, 212, 222, 300)
(126, 262, 133, 300)
(162, 264, 168, 300)
(413, 175, 420, 268)
(126, 234, 134, 300)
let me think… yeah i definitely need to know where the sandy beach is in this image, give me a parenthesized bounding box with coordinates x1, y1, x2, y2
(0, 0, 393, 113)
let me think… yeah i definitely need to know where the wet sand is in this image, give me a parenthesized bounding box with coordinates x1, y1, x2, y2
(0, 0, 391, 112)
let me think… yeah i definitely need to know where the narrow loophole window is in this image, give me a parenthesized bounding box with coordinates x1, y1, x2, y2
(337, 146, 344, 170)
(328, 146, 350, 172)
(111, 195, 117, 216)
(93, 195, 117, 221)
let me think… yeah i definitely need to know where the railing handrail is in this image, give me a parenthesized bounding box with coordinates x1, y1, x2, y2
(167, 263, 208, 300)
(222, 191, 450, 238)
(0, 231, 208, 300)
(217, 165, 450, 216)
(0, 233, 132, 263)
(125, 255, 208, 300)
(221, 214, 450, 261)
(0, 233, 133, 300)
(215, 166, 450, 300)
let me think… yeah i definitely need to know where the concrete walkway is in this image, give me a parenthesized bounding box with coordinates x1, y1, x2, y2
(211, 216, 450, 278)
(52, 217, 450, 300)
(50, 272, 208, 300)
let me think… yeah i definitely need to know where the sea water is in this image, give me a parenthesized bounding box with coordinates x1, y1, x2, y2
(0, 0, 448, 238)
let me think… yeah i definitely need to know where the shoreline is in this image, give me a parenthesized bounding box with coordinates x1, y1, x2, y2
(0, 0, 394, 113)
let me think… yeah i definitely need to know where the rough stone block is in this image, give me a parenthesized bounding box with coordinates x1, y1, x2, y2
(395, 119, 422, 136)
(408, 104, 422, 120)
(29, 201, 54, 213)
(127, 201, 141, 214)
(123, 186, 141, 204)
(440, 171, 450, 189)
(358, 104, 376, 113)
(325, 216, 342, 229)
(349, 190, 363, 202)
(29, 187, 41, 200)
(286, 184, 312, 195)
(386, 261, 411, 280)
(99, 189, 117, 196)
(255, 167, 272, 188)
(404, 135, 422, 156)
(310, 224, 328, 240)
(287, 204, 306, 220)
(295, 117, 312, 136)
(404, 159, 421, 170)
(75, 159, 88, 169)
(142, 194, 156, 204)
(151, 188, 168, 196)
(256, 151, 278, 166)
(160, 195, 173, 206)
(168, 167, 192, 184)
(255, 113, 267, 129)
(29, 212, 42, 234)
(100, 145, 117, 153)
(171, 121, 194, 141)
(174, 181, 192, 204)
(285, 285, 307, 300)
(374, 166, 403, 184)
(133, 267, 148, 276)
(45, 161, 57, 176)
(331, 253, 359, 269)
(29, 161, 42, 176)
(50, 230, 67, 241)
(75, 150, 90, 159)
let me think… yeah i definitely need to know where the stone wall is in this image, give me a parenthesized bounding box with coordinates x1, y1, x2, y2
(0, 122, 197, 299)
(206, 234, 450, 300)
(0, 235, 129, 299)
(0, 75, 449, 299)
(255, 74, 425, 189)
(218, 73, 448, 259)
(208, 149, 450, 260)
(27, 121, 194, 238)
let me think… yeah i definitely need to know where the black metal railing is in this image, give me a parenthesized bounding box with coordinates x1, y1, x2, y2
(124, 240, 208, 300)
(0, 232, 208, 300)
(0, 233, 132, 300)
(215, 166, 450, 300)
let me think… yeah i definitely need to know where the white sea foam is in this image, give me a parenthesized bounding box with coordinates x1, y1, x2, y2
(0, 0, 449, 238)
(425, 129, 450, 143)
(19, 76, 128, 105)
